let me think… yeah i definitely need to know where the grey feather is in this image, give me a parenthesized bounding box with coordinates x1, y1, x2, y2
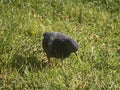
(42, 32, 79, 62)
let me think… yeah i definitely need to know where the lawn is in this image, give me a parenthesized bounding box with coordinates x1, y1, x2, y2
(0, 0, 120, 89)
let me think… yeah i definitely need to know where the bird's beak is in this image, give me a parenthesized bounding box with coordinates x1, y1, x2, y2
(75, 51, 78, 56)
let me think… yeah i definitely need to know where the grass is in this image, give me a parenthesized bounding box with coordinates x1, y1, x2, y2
(0, 0, 120, 89)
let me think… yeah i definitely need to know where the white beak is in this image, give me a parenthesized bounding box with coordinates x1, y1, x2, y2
(75, 51, 78, 56)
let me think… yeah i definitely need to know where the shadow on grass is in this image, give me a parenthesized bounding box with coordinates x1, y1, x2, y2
(11, 54, 48, 75)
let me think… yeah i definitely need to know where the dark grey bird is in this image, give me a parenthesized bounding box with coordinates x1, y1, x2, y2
(42, 32, 79, 65)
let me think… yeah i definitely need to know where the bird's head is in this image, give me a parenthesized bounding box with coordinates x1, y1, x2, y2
(65, 38, 79, 55)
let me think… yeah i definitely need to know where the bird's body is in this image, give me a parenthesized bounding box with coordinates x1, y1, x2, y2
(42, 32, 78, 64)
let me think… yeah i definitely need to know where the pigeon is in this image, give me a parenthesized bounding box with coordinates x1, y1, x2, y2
(42, 32, 79, 65)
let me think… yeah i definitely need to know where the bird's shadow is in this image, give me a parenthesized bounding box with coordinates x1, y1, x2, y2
(11, 54, 48, 75)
